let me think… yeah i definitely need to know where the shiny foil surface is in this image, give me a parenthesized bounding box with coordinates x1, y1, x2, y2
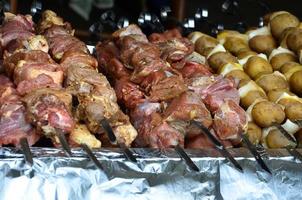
(0, 147, 301, 200)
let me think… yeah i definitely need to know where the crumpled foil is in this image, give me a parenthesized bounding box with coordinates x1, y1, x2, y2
(0, 147, 301, 200)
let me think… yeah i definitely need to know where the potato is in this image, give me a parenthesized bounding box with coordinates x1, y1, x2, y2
(195, 36, 219, 56)
(280, 61, 301, 74)
(280, 27, 298, 48)
(237, 50, 257, 59)
(289, 70, 302, 96)
(224, 37, 249, 55)
(270, 53, 297, 71)
(241, 90, 267, 109)
(246, 122, 262, 144)
(285, 101, 302, 121)
(252, 101, 285, 127)
(255, 72, 289, 92)
(208, 52, 237, 72)
(270, 12, 300, 39)
(225, 70, 251, 83)
(244, 56, 273, 79)
(188, 31, 204, 43)
(249, 35, 276, 55)
(266, 129, 294, 148)
(283, 65, 302, 80)
(267, 89, 292, 102)
(287, 28, 302, 52)
(277, 96, 301, 108)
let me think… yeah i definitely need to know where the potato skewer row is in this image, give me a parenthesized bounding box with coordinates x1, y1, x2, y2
(188, 31, 301, 151)
(216, 31, 301, 146)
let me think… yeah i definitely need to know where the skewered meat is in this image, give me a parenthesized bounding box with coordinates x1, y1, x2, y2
(0, 75, 39, 146)
(213, 100, 247, 140)
(22, 88, 75, 138)
(0, 14, 34, 48)
(163, 91, 212, 128)
(44, 25, 88, 60)
(130, 101, 184, 147)
(38, 11, 138, 147)
(114, 77, 145, 109)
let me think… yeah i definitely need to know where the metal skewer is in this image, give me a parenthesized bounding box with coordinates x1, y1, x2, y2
(273, 123, 302, 162)
(81, 143, 104, 170)
(191, 120, 243, 172)
(19, 138, 33, 166)
(242, 134, 271, 174)
(272, 123, 297, 144)
(55, 128, 72, 156)
(100, 119, 137, 162)
(175, 144, 200, 172)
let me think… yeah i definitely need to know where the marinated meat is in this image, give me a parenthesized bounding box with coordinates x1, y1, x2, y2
(164, 92, 212, 127)
(22, 88, 75, 137)
(213, 100, 247, 141)
(0, 14, 34, 48)
(0, 75, 39, 146)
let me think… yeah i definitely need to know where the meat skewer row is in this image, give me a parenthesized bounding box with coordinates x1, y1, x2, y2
(0, 12, 100, 152)
(153, 29, 270, 172)
(0, 74, 40, 147)
(0, 12, 75, 154)
(148, 29, 247, 147)
(188, 31, 302, 150)
(96, 24, 247, 171)
(37, 10, 138, 149)
(97, 24, 247, 149)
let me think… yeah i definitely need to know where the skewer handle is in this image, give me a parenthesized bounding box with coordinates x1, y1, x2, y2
(81, 144, 104, 170)
(175, 144, 200, 172)
(20, 138, 33, 166)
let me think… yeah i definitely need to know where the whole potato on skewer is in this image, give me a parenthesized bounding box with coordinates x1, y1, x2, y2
(255, 71, 289, 93)
(289, 70, 302, 96)
(244, 56, 273, 79)
(264, 128, 296, 148)
(246, 122, 262, 145)
(269, 11, 300, 39)
(251, 101, 285, 128)
(208, 51, 238, 71)
(269, 47, 297, 71)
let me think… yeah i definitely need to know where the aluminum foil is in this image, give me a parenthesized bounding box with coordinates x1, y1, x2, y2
(0, 147, 301, 200)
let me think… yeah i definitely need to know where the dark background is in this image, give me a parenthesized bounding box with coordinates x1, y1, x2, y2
(8, 0, 302, 43)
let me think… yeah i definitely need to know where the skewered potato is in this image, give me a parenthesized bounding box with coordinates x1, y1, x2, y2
(265, 128, 295, 148)
(267, 88, 292, 102)
(244, 56, 273, 79)
(289, 70, 302, 96)
(225, 69, 251, 83)
(286, 28, 302, 53)
(269, 11, 300, 39)
(224, 37, 249, 55)
(255, 71, 289, 92)
(284, 101, 302, 121)
(246, 122, 262, 144)
(237, 50, 257, 60)
(280, 27, 298, 48)
(239, 80, 267, 108)
(283, 65, 302, 80)
(195, 35, 219, 56)
(208, 51, 237, 71)
(280, 61, 301, 74)
(249, 35, 276, 55)
(269, 47, 297, 70)
(247, 27, 276, 55)
(251, 101, 285, 127)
